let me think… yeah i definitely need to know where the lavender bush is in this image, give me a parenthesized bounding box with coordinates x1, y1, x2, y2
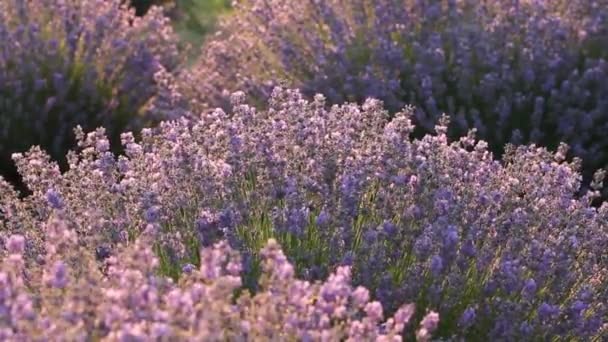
(190, 0, 608, 185)
(0, 220, 428, 340)
(1, 88, 607, 339)
(0, 0, 182, 186)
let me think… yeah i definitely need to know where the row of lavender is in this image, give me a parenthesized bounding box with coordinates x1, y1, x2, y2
(1, 1, 607, 189)
(1, 0, 607, 340)
(2, 89, 608, 339)
(190, 0, 608, 190)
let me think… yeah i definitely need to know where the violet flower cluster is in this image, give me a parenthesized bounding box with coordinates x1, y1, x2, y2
(0, 0, 182, 185)
(189, 0, 608, 184)
(1, 88, 607, 339)
(1, 216, 429, 340)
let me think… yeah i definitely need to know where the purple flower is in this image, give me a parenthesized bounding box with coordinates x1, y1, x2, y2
(46, 189, 64, 209)
(393, 303, 415, 327)
(382, 221, 397, 236)
(538, 303, 560, 322)
(316, 210, 330, 227)
(181, 263, 196, 274)
(458, 307, 476, 329)
(196, 209, 223, 246)
(6, 235, 26, 255)
(417, 311, 440, 341)
(442, 225, 459, 254)
(95, 139, 110, 153)
(414, 234, 432, 259)
(144, 206, 161, 224)
(351, 286, 370, 307)
(522, 279, 537, 299)
(461, 239, 476, 258)
(47, 261, 69, 289)
(364, 301, 384, 322)
(430, 255, 444, 277)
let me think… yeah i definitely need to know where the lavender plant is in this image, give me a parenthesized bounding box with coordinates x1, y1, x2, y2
(1, 88, 607, 339)
(0, 0, 182, 186)
(190, 0, 608, 185)
(0, 218, 428, 340)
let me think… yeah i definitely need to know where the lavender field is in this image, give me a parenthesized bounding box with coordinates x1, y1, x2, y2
(0, 0, 607, 340)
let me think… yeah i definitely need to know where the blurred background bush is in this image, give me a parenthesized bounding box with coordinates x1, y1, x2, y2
(0, 0, 182, 189)
(188, 0, 608, 195)
(0, 0, 233, 191)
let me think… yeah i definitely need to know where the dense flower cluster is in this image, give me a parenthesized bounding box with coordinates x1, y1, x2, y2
(2, 89, 607, 339)
(191, 0, 608, 184)
(0, 0, 181, 185)
(0, 218, 430, 340)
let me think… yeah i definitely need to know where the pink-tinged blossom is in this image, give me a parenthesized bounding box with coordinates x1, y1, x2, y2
(417, 311, 440, 342)
(0, 229, 417, 340)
